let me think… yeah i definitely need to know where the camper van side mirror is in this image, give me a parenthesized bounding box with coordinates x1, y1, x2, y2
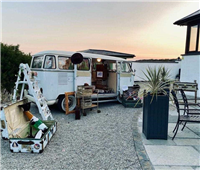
(71, 53, 83, 64)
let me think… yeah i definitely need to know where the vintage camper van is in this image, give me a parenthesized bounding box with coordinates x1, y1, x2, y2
(30, 51, 134, 112)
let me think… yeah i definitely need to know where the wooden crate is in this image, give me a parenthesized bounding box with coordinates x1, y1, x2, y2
(81, 98, 92, 108)
(77, 86, 93, 96)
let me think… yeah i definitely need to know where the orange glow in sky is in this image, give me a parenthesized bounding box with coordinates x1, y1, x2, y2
(2, 1, 199, 59)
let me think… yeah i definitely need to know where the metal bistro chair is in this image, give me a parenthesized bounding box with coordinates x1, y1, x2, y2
(179, 89, 200, 130)
(171, 90, 200, 140)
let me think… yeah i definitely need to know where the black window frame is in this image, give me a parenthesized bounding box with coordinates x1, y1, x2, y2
(185, 21, 200, 55)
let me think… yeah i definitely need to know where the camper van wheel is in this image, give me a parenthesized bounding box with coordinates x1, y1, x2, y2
(57, 95, 76, 112)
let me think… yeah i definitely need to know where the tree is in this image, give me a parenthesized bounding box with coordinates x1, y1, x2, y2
(1, 43, 31, 93)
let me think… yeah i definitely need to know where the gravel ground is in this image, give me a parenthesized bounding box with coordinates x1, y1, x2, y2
(1, 102, 143, 170)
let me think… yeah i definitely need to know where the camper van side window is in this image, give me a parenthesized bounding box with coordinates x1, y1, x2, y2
(121, 63, 131, 72)
(44, 55, 56, 69)
(108, 63, 117, 72)
(77, 58, 90, 71)
(58, 56, 74, 70)
(32, 56, 44, 68)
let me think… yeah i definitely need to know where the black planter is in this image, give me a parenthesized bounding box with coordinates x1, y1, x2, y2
(143, 92, 169, 140)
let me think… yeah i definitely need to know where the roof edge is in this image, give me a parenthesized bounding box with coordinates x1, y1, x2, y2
(79, 49, 135, 59)
(174, 10, 200, 26)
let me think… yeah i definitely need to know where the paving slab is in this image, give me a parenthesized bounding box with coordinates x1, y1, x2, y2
(186, 124, 200, 136)
(144, 145, 200, 166)
(174, 138, 200, 146)
(194, 145, 200, 152)
(138, 127, 176, 145)
(168, 123, 200, 139)
(142, 135, 176, 146)
(154, 166, 194, 170)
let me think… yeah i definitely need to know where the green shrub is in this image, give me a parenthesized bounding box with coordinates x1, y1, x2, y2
(1, 43, 31, 93)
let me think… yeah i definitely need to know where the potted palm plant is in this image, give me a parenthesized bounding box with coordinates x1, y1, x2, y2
(161, 67, 170, 82)
(142, 66, 171, 140)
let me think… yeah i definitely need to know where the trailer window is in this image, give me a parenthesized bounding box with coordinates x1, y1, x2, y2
(44, 55, 56, 69)
(77, 58, 90, 70)
(58, 56, 74, 70)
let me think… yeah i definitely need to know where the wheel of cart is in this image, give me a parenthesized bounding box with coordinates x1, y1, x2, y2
(83, 111, 87, 116)
(97, 90, 101, 113)
(75, 107, 81, 120)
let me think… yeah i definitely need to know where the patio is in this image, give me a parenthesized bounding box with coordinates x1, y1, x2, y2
(137, 103, 200, 170)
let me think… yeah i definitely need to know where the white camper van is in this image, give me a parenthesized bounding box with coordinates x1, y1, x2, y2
(30, 51, 134, 112)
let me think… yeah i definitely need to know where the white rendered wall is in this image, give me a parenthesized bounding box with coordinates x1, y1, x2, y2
(180, 55, 200, 97)
(132, 62, 181, 81)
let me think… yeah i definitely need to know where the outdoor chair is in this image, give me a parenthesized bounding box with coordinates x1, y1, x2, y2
(179, 89, 200, 109)
(179, 89, 200, 130)
(171, 90, 200, 140)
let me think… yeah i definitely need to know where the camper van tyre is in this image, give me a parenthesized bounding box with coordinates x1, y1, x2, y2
(57, 95, 76, 112)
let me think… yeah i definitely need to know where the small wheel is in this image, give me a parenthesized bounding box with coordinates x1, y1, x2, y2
(97, 110, 101, 113)
(83, 112, 87, 116)
(57, 95, 76, 112)
(75, 108, 81, 120)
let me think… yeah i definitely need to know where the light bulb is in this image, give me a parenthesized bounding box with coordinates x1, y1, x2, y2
(97, 58, 101, 62)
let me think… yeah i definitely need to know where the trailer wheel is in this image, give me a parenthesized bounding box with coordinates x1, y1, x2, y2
(57, 95, 76, 112)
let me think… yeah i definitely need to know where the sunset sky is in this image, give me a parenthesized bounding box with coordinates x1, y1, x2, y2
(2, 1, 199, 60)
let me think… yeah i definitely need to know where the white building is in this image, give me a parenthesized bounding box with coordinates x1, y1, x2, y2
(174, 10, 200, 97)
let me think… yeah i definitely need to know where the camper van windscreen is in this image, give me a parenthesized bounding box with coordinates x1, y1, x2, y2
(32, 56, 44, 68)
(44, 55, 56, 69)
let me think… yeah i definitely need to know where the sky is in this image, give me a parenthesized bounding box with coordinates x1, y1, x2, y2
(1, 1, 200, 60)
